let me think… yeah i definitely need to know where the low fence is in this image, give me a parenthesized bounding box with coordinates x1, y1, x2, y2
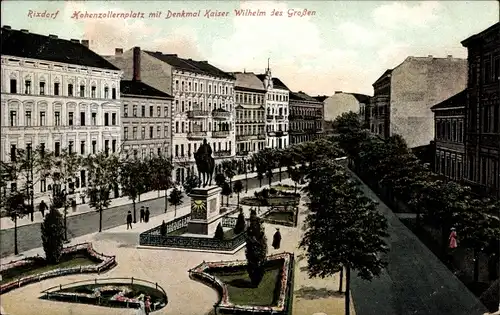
(0, 243, 116, 294)
(41, 277, 168, 311)
(261, 207, 299, 228)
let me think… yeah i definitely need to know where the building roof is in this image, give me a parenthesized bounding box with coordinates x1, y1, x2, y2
(430, 90, 466, 111)
(373, 69, 393, 86)
(232, 72, 266, 91)
(312, 95, 329, 102)
(1, 26, 119, 70)
(289, 91, 322, 103)
(255, 74, 290, 90)
(121, 80, 173, 99)
(144, 51, 234, 80)
(461, 22, 500, 47)
(350, 93, 371, 104)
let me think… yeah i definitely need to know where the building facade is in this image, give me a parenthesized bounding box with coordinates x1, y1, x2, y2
(105, 47, 236, 183)
(257, 68, 290, 149)
(289, 91, 324, 144)
(322, 91, 371, 127)
(1, 26, 122, 198)
(461, 22, 500, 198)
(368, 56, 468, 148)
(121, 78, 173, 160)
(431, 90, 466, 181)
(233, 72, 266, 156)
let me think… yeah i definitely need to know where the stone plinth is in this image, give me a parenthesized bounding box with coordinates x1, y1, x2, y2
(188, 186, 224, 235)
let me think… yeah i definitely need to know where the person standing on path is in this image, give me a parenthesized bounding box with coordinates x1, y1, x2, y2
(127, 211, 133, 230)
(38, 200, 47, 217)
(145, 207, 150, 223)
(272, 228, 282, 250)
(145, 296, 151, 315)
(140, 206, 145, 223)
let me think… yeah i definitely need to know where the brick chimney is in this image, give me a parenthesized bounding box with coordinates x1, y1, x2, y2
(20, 29, 29, 34)
(447, 55, 453, 58)
(2, 25, 11, 30)
(70, 39, 80, 44)
(133, 46, 141, 81)
(81, 40, 89, 48)
(48, 34, 58, 39)
(115, 48, 123, 56)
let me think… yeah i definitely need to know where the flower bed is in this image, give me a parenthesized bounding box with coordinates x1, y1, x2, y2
(0, 243, 116, 294)
(261, 207, 298, 227)
(189, 252, 295, 314)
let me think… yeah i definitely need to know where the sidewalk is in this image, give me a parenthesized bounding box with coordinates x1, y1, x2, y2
(0, 166, 290, 231)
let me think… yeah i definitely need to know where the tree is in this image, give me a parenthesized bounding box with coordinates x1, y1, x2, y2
(234, 208, 246, 234)
(119, 159, 147, 224)
(41, 206, 65, 264)
(168, 187, 184, 217)
(214, 222, 224, 240)
(183, 174, 201, 195)
(215, 173, 226, 206)
(288, 166, 302, 193)
(149, 156, 174, 213)
(4, 190, 29, 255)
(300, 160, 388, 315)
(233, 180, 244, 207)
(245, 208, 268, 286)
(222, 159, 238, 186)
(221, 182, 232, 207)
(85, 152, 120, 232)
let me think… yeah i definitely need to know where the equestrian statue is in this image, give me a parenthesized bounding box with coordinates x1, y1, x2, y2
(194, 138, 215, 187)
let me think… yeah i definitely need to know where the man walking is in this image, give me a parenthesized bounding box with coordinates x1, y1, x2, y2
(140, 206, 145, 223)
(39, 200, 47, 217)
(145, 207, 150, 223)
(127, 211, 133, 230)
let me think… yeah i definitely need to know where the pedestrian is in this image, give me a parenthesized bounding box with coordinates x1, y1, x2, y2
(140, 206, 145, 223)
(39, 200, 47, 217)
(127, 211, 133, 230)
(449, 227, 458, 249)
(145, 207, 150, 223)
(145, 296, 151, 315)
(272, 228, 282, 250)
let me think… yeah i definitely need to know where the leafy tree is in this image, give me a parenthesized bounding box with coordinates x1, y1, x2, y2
(119, 159, 147, 224)
(168, 187, 184, 217)
(331, 111, 369, 161)
(4, 190, 29, 255)
(222, 159, 238, 185)
(215, 173, 226, 206)
(214, 222, 224, 240)
(233, 180, 244, 207)
(149, 156, 174, 213)
(288, 166, 302, 193)
(245, 208, 268, 286)
(41, 206, 65, 264)
(85, 152, 120, 232)
(234, 208, 246, 234)
(160, 220, 167, 237)
(221, 182, 232, 207)
(265, 169, 274, 186)
(183, 174, 201, 195)
(301, 160, 388, 315)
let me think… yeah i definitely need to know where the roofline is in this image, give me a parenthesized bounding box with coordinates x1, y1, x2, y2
(121, 93, 174, 100)
(431, 106, 464, 111)
(234, 86, 266, 93)
(1, 54, 122, 73)
(461, 22, 500, 47)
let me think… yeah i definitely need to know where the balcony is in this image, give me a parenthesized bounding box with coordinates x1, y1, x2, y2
(187, 131, 207, 139)
(266, 115, 274, 121)
(187, 110, 209, 119)
(212, 109, 230, 119)
(214, 150, 232, 158)
(275, 115, 285, 120)
(212, 130, 230, 138)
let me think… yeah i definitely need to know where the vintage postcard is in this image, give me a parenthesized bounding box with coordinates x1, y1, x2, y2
(1, 1, 499, 315)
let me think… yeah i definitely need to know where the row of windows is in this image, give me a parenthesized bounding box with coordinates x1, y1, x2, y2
(480, 104, 500, 133)
(267, 93, 289, 102)
(267, 108, 288, 116)
(267, 124, 288, 132)
(235, 92, 265, 105)
(123, 147, 169, 160)
(174, 141, 232, 157)
(267, 137, 288, 149)
(435, 119, 464, 143)
(9, 79, 117, 99)
(124, 125, 169, 140)
(290, 108, 322, 117)
(236, 109, 265, 121)
(174, 79, 233, 95)
(466, 154, 499, 188)
(470, 54, 500, 86)
(8, 110, 118, 127)
(174, 121, 232, 133)
(290, 134, 319, 145)
(123, 104, 169, 118)
(174, 99, 232, 113)
(435, 151, 463, 181)
(236, 125, 265, 136)
(290, 121, 322, 131)
(237, 142, 265, 153)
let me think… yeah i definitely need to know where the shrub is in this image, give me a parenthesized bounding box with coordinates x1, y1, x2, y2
(234, 209, 246, 234)
(160, 220, 167, 237)
(261, 189, 269, 199)
(269, 188, 277, 195)
(245, 208, 268, 286)
(41, 206, 65, 264)
(214, 223, 224, 240)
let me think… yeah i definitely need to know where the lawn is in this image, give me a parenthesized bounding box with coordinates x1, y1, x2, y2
(60, 282, 165, 302)
(1, 252, 99, 285)
(209, 266, 281, 306)
(240, 196, 299, 207)
(264, 211, 295, 223)
(271, 185, 295, 192)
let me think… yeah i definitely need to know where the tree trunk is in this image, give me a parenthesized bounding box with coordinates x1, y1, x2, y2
(99, 207, 103, 232)
(64, 206, 68, 241)
(226, 195, 229, 207)
(245, 173, 248, 193)
(279, 167, 282, 182)
(473, 248, 479, 283)
(164, 193, 168, 213)
(345, 266, 351, 315)
(237, 193, 240, 207)
(174, 204, 177, 217)
(338, 267, 344, 293)
(14, 216, 18, 255)
(132, 199, 137, 223)
(158, 190, 160, 198)
(259, 178, 262, 187)
(295, 183, 297, 193)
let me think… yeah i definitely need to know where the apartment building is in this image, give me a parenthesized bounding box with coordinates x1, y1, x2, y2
(289, 91, 324, 144)
(1, 26, 122, 198)
(322, 91, 371, 127)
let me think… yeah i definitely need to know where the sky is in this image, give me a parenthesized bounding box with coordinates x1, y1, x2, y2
(1, 0, 499, 96)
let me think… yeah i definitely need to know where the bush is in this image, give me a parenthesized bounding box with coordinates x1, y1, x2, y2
(160, 220, 167, 237)
(245, 208, 267, 286)
(41, 206, 65, 264)
(214, 223, 224, 240)
(269, 188, 277, 195)
(261, 189, 269, 199)
(234, 209, 246, 234)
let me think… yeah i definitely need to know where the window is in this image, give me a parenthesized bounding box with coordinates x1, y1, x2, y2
(54, 82, 60, 96)
(10, 79, 17, 93)
(91, 113, 96, 125)
(80, 112, 86, 126)
(80, 170, 86, 187)
(175, 145, 179, 157)
(10, 144, 16, 162)
(164, 106, 168, 117)
(69, 141, 74, 154)
(141, 106, 146, 117)
(55, 142, 60, 157)
(92, 141, 96, 154)
(24, 80, 31, 94)
(112, 113, 117, 125)
(79, 85, 85, 97)
(124, 105, 128, 117)
(494, 56, 500, 82)
(104, 113, 109, 126)
(9, 111, 17, 127)
(25, 111, 31, 126)
(112, 140, 117, 153)
(484, 57, 492, 84)
(133, 105, 137, 117)
(68, 84, 74, 96)
(157, 126, 161, 138)
(39, 82, 45, 95)
(157, 106, 161, 117)
(149, 126, 154, 138)
(494, 105, 499, 133)
(150, 106, 153, 117)
(40, 180, 46, 193)
(133, 127, 137, 139)
(104, 87, 109, 98)
(112, 88, 116, 99)
(141, 127, 145, 139)
(54, 111, 61, 126)
(80, 141, 85, 155)
(104, 140, 109, 156)
(68, 112, 74, 126)
(164, 127, 168, 137)
(175, 121, 179, 133)
(91, 86, 96, 98)
(124, 127, 128, 140)
(40, 111, 46, 126)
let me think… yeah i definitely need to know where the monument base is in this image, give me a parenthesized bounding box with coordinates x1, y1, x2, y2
(188, 185, 223, 235)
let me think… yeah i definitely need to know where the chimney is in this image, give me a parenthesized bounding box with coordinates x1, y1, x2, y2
(81, 40, 89, 48)
(70, 39, 80, 44)
(166, 54, 177, 57)
(48, 34, 58, 39)
(133, 46, 141, 82)
(2, 25, 11, 30)
(115, 48, 123, 56)
(447, 55, 453, 58)
(20, 29, 29, 34)
(335, 90, 343, 94)
(427, 55, 433, 57)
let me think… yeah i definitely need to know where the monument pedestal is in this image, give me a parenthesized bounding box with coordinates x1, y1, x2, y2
(187, 186, 224, 235)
